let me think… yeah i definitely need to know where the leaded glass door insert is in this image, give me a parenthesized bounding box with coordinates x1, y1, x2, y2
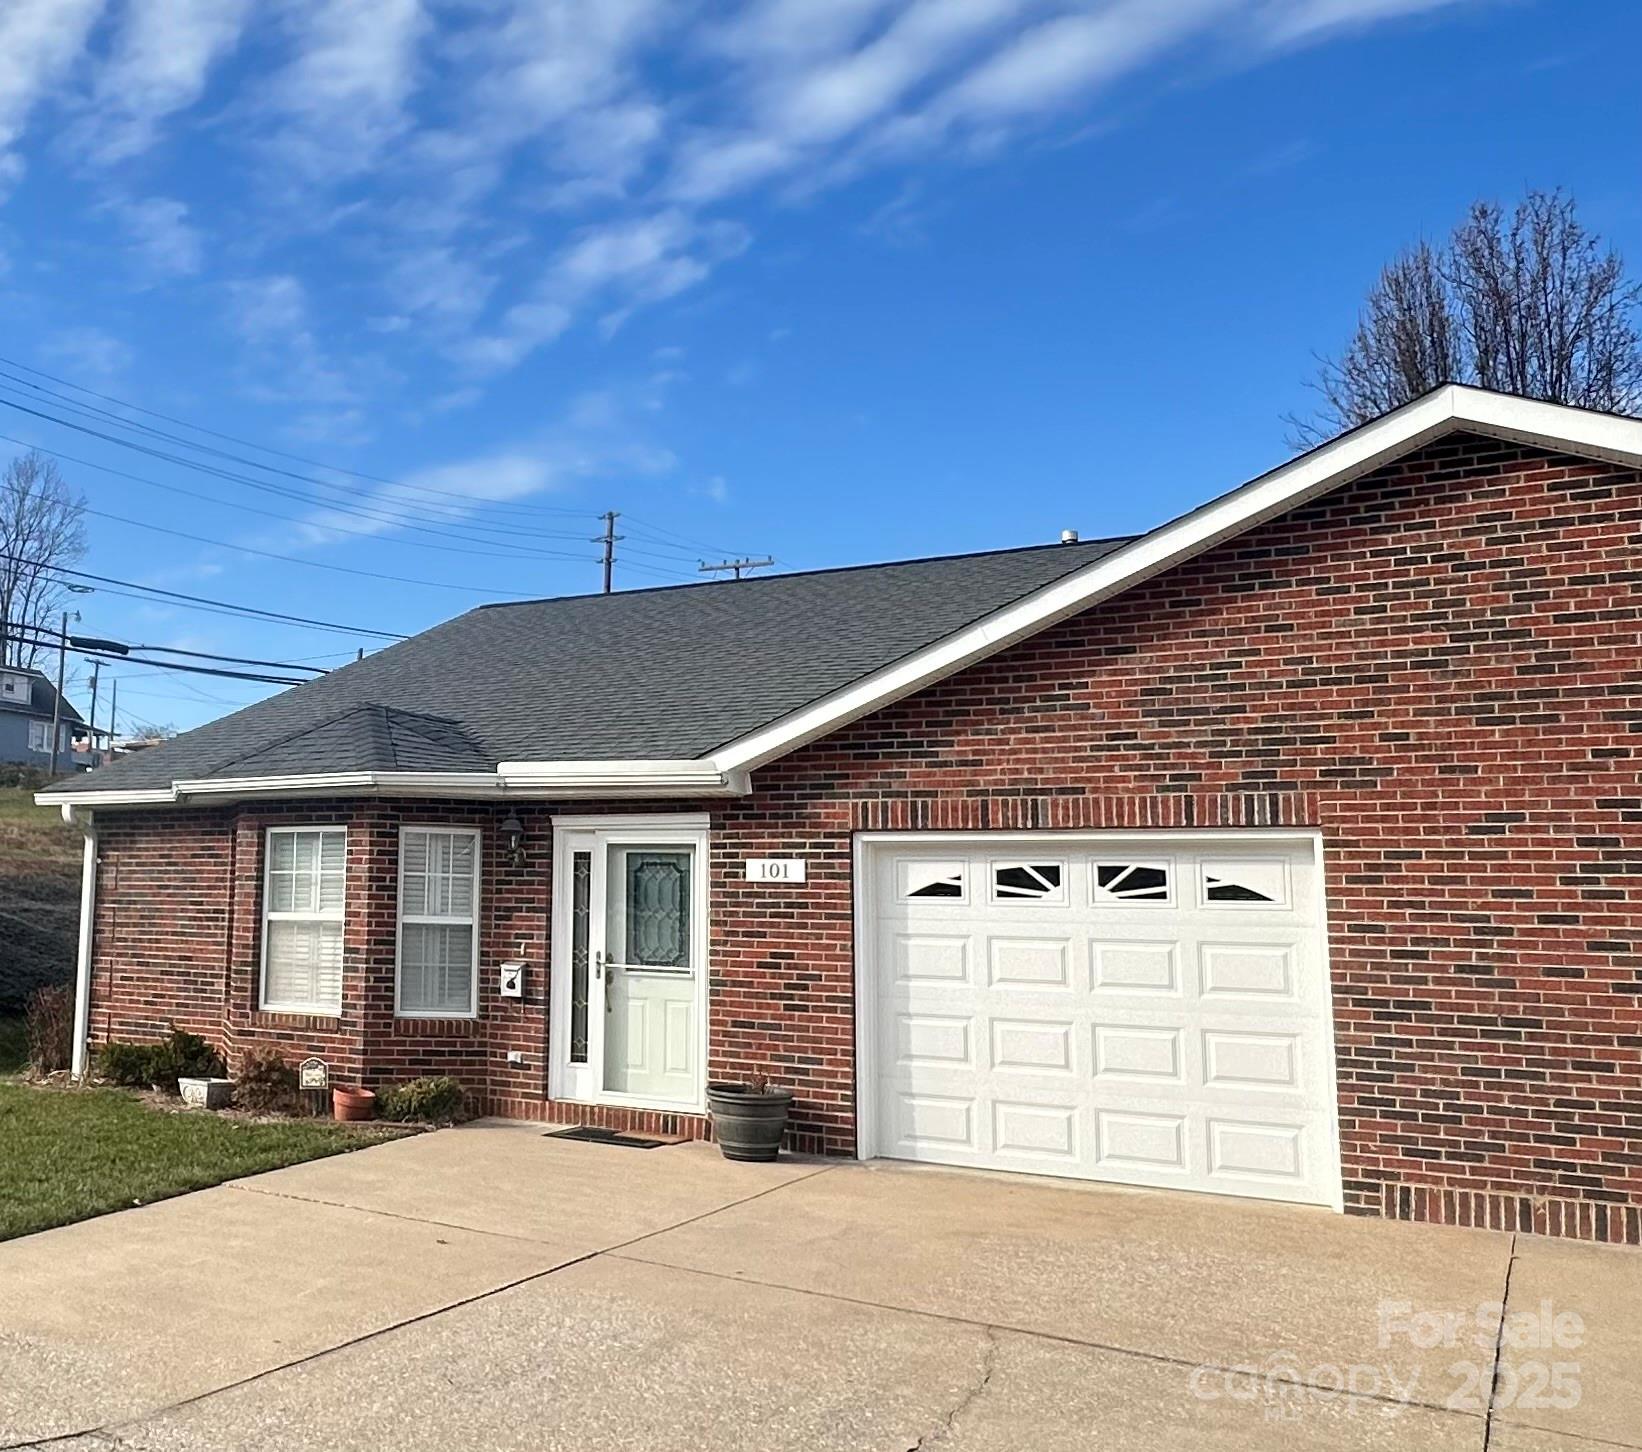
(568, 850, 592, 1063)
(601, 844, 698, 1100)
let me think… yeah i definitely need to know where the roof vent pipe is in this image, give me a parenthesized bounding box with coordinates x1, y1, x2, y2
(1060, 529, 1079, 544)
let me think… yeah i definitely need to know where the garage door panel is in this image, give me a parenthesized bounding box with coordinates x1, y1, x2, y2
(890, 933, 973, 983)
(870, 835, 1340, 1208)
(1090, 1023, 1185, 1083)
(990, 1017, 1077, 1074)
(893, 1013, 975, 1069)
(1201, 1028, 1303, 1092)
(1094, 1109, 1189, 1175)
(1089, 939, 1182, 995)
(891, 1092, 978, 1154)
(992, 1101, 1081, 1163)
(1206, 1118, 1308, 1185)
(987, 935, 1076, 989)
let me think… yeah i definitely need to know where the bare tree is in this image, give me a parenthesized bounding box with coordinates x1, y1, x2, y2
(1295, 190, 1642, 444)
(0, 452, 87, 670)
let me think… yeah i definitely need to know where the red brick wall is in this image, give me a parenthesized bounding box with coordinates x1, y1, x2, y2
(717, 433, 1642, 1230)
(82, 434, 1642, 1239)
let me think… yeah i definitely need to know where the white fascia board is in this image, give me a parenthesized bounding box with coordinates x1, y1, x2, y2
(497, 759, 748, 794)
(36, 762, 750, 809)
(712, 386, 1642, 774)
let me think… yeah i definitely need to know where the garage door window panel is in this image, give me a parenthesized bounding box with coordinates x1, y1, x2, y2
(989, 861, 1066, 904)
(1093, 861, 1173, 905)
(1201, 859, 1289, 907)
(899, 860, 967, 902)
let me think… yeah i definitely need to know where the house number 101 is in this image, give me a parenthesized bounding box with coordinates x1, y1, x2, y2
(745, 858, 807, 883)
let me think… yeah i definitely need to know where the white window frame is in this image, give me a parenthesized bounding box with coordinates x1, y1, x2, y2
(27, 719, 49, 753)
(394, 825, 482, 1020)
(259, 825, 347, 1015)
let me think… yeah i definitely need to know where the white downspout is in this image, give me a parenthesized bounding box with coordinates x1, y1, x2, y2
(62, 804, 97, 1079)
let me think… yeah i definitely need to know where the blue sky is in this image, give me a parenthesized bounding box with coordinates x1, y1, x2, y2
(0, 0, 1637, 735)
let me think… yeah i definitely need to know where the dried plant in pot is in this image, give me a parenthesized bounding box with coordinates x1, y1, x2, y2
(706, 1072, 792, 1161)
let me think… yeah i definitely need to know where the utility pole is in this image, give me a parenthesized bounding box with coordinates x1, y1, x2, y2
(595, 511, 622, 594)
(49, 610, 69, 776)
(699, 556, 774, 581)
(86, 664, 100, 766)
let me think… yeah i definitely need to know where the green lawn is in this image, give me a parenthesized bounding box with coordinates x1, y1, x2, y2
(0, 1084, 401, 1241)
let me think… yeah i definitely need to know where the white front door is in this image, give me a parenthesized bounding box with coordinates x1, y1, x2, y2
(551, 818, 708, 1111)
(863, 833, 1341, 1207)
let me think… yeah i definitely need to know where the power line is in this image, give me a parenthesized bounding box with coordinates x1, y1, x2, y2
(8, 628, 309, 684)
(0, 405, 606, 557)
(0, 425, 602, 565)
(73, 505, 538, 597)
(5, 618, 327, 675)
(0, 552, 405, 638)
(624, 512, 745, 558)
(0, 357, 604, 522)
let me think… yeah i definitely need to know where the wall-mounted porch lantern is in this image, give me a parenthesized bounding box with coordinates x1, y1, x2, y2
(500, 810, 527, 868)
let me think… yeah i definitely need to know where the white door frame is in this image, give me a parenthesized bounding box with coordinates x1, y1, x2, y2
(851, 826, 1344, 1210)
(549, 813, 711, 1114)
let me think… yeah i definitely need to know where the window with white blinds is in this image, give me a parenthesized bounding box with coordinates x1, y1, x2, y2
(261, 828, 346, 1014)
(397, 827, 480, 1017)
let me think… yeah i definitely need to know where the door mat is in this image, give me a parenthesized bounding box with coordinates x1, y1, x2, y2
(545, 1124, 675, 1149)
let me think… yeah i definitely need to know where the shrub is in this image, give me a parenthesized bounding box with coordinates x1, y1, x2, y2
(24, 983, 74, 1076)
(98, 1040, 164, 1088)
(96, 1027, 224, 1095)
(377, 1076, 468, 1123)
(234, 1046, 299, 1115)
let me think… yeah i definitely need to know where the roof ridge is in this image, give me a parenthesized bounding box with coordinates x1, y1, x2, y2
(473, 535, 1137, 611)
(208, 701, 387, 774)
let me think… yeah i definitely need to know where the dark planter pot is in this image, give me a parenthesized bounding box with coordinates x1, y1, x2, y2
(707, 1082, 793, 1161)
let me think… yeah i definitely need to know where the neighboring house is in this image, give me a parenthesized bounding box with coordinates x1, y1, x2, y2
(39, 385, 1642, 1244)
(0, 666, 82, 768)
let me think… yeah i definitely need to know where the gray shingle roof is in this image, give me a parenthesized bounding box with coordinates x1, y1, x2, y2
(0, 666, 85, 726)
(50, 537, 1130, 796)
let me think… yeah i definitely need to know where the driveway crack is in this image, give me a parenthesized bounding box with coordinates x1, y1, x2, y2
(1481, 1231, 1519, 1452)
(906, 1326, 999, 1451)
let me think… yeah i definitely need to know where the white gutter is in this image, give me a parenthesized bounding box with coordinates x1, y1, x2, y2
(62, 804, 97, 1079)
(35, 762, 750, 810)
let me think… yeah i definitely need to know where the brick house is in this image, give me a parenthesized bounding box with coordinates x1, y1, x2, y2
(41, 385, 1642, 1244)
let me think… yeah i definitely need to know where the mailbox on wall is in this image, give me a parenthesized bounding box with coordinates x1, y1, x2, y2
(498, 962, 525, 998)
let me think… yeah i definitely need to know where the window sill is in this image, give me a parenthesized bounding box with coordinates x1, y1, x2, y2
(392, 1015, 480, 1037)
(251, 1007, 345, 1029)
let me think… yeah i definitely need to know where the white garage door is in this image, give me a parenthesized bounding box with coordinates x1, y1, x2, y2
(865, 834, 1340, 1207)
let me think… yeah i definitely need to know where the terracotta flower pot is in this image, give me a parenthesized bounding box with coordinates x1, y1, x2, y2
(332, 1086, 376, 1121)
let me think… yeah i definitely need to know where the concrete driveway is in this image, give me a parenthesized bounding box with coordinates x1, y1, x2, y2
(2, 1120, 1636, 1452)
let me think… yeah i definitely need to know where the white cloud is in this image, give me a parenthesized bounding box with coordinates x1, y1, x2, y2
(77, 0, 251, 164)
(288, 385, 675, 553)
(0, 0, 1497, 394)
(113, 195, 205, 278)
(1259, 0, 1475, 44)
(41, 325, 133, 378)
(0, 0, 104, 195)
(228, 274, 310, 343)
(259, 0, 428, 179)
(929, 0, 1236, 125)
(458, 210, 749, 372)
